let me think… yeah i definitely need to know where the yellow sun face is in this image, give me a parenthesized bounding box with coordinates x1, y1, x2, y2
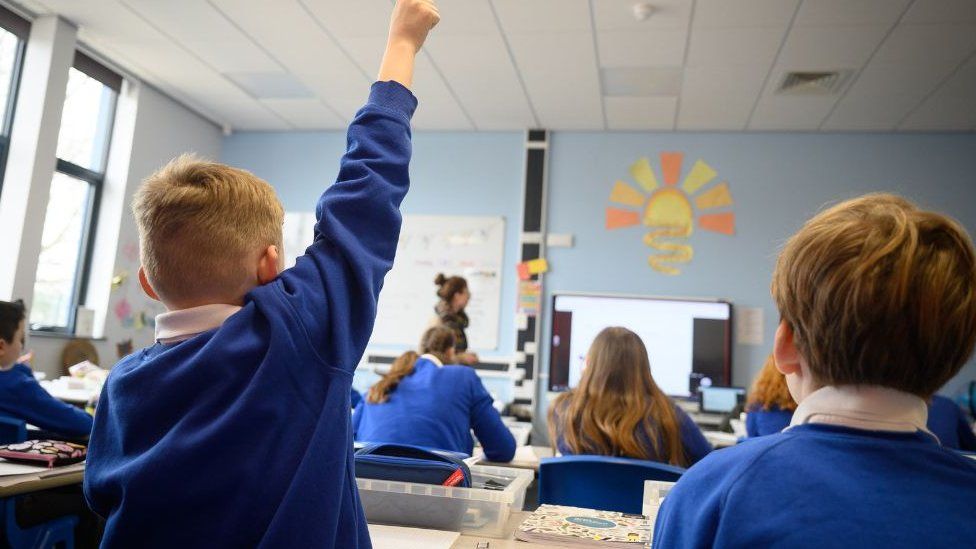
(605, 152, 735, 275)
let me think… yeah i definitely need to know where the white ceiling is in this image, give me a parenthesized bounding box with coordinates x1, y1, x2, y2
(15, 0, 976, 132)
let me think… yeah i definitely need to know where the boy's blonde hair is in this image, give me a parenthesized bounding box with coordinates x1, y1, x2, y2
(772, 193, 976, 397)
(133, 154, 284, 305)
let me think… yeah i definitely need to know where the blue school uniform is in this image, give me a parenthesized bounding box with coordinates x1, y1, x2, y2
(0, 363, 92, 438)
(744, 404, 793, 437)
(351, 387, 364, 409)
(551, 399, 712, 465)
(654, 387, 976, 548)
(352, 356, 516, 462)
(84, 81, 417, 548)
(928, 395, 976, 451)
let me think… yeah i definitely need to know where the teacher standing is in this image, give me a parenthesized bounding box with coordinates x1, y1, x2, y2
(432, 274, 479, 365)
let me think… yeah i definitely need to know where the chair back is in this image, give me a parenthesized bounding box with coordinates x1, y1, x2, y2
(0, 414, 27, 445)
(538, 455, 685, 514)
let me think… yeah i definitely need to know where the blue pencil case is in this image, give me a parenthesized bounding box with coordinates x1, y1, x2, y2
(354, 443, 471, 488)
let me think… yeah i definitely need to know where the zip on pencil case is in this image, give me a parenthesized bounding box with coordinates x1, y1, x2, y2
(354, 442, 471, 488)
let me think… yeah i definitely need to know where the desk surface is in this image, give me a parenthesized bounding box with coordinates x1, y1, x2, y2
(451, 511, 563, 548)
(0, 461, 85, 497)
(474, 445, 553, 471)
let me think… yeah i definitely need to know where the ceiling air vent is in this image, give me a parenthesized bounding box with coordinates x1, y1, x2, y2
(776, 71, 850, 96)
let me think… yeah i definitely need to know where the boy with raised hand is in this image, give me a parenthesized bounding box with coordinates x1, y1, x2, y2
(83, 1, 439, 546)
(653, 194, 976, 547)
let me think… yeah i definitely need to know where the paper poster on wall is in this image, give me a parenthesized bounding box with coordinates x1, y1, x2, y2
(282, 213, 505, 350)
(605, 152, 737, 275)
(517, 281, 542, 316)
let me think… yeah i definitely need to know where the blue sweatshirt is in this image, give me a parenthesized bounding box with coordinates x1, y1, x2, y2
(84, 81, 417, 548)
(551, 400, 712, 466)
(0, 363, 92, 438)
(351, 387, 364, 409)
(352, 357, 516, 461)
(928, 395, 976, 451)
(745, 404, 793, 437)
(653, 423, 976, 548)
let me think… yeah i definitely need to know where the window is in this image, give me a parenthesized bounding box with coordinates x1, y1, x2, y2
(29, 52, 121, 333)
(0, 6, 29, 195)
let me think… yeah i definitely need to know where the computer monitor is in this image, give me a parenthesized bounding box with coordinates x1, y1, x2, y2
(548, 293, 733, 397)
(699, 386, 746, 414)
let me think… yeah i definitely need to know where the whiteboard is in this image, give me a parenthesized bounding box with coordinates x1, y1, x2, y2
(283, 213, 504, 350)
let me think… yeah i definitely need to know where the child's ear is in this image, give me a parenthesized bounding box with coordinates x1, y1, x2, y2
(773, 320, 801, 376)
(138, 267, 161, 302)
(257, 245, 281, 286)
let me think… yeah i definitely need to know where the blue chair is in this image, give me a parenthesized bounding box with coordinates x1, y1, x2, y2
(538, 455, 686, 514)
(0, 414, 27, 445)
(1, 497, 77, 549)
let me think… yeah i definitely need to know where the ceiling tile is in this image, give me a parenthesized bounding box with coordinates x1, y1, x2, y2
(260, 98, 345, 129)
(121, 0, 279, 72)
(821, 94, 920, 130)
(409, 56, 474, 130)
(687, 27, 787, 67)
(677, 65, 766, 130)
(492, 0, 591, 33)
(592, 0, 693, 31)
(776, 25, 889, 69)
(504, 30, 604, 129)
(899, 95, 976, 130)
(902, 0, 976, 24)
(433, 0, 499, 36)
(748, 95, 838, 130)
(211, 0, 370, 121)
(872, 24, 976, 71)
(424, 33, 536, 129)
(693, 0, 799, 29)
(793, 0, 911, 28)
(597, 29, 687, 67)
(604, 97, 676, 130)
(846, 62, 954, 99)
(298, 0, 390, 38)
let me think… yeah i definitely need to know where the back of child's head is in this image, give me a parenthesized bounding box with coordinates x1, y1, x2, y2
(772, 193, 976, 397)
(367, 326, 456, 404)
(133, 154, 284, 305)
(747, 355, 796, 412)
(0, 299, 26, 343)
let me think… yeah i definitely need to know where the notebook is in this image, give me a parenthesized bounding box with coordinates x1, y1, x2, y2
(515, 504, 652, 548)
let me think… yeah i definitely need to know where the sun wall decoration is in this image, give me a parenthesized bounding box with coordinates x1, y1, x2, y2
(605, 152, 735, 275)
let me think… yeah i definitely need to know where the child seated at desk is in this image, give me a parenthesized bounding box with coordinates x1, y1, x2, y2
(0, 299, 93, 440)
(84, 2, 441, 546)
(547, 327, 711, 467)
(744, 355, 796, 437)
(654, 194, 976, 547)
(353, 326, 515, 461)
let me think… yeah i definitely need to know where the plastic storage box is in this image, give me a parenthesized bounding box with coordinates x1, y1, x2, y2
(356, 465, 533, 538)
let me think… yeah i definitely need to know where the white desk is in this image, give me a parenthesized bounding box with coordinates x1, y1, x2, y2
(450, 511, 564, 548)
(39, 377, 99, 405)
(0, 461, 85, 498)
(473, 445, 553, 471)
(702, 430, 739, 448)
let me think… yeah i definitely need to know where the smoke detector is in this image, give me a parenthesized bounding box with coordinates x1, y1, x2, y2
(633, 2, 654, 21)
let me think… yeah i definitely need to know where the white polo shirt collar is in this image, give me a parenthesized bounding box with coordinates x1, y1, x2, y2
(788, 385, 935, 439)
(154, 304, 242, 344)
(420, 353, 443, 367)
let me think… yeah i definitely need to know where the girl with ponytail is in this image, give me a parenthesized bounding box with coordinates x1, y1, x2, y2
(354, 326, 515, 461)
(431, 273, 479, 365)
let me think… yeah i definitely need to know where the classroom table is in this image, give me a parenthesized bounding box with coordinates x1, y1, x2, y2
(702, 430, 739, 448)
(451, 511, 568, 548)
(0, 461, 85, 498)
(39, 377, 99, 405)
(474, 445, 553, 471)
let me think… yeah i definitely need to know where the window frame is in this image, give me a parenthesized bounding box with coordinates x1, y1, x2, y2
(30, 55, 120, 335)
(0, 7, 29, 196)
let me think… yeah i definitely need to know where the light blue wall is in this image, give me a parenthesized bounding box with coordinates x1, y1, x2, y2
(544, 132, 976, 403)
(221, 131, 525, 359)
(222, 129, 976, 411)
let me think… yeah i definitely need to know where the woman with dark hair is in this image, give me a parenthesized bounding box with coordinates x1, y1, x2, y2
(353, 326, 515, 461)
(548, 327, 711, 467)
(432, 273, 478, 365)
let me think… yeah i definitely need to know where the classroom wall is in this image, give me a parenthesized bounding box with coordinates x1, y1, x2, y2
(542, 132, 976, 402)
(28, 83, 222, 379)
(221, 128, 976, 425)
(220, 131, 525, 360)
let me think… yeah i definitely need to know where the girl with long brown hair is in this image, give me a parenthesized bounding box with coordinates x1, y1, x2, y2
(548, 327, 711, 467)
(353, 326, 515, 461)
(744, 355, 797, 437)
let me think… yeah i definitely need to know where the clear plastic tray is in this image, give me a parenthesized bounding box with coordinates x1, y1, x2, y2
(356, 465, 533, 538)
